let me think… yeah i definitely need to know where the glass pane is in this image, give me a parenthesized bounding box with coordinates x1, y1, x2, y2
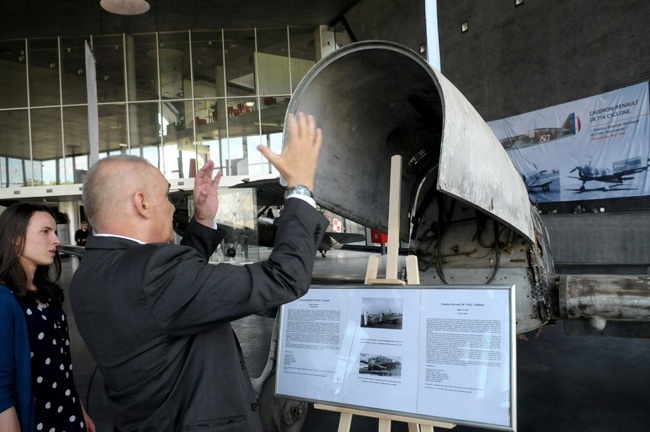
(63, 106, 90, 183)
(0, 110, 30, 187)
(60, 36, 88, 105)
(128, 102, 162, 163)
(226, 96, 260, 173)
(191, 30, 225, 99)
(217, 188, 259, 263)
(162, 143, 180, 179)
(98, 104, 127, 154)
(222, 136, 244, 176)
(204, 138, 222, 172)
(288, 27, 317, 92)
(126, 33, 158, 101)
(31, 107, 64, 184)
(268, 132, 283, 176)
(29, 38, 61, 107)
(259, 97, 287, 136)
(256, 28, 291, 96)
(224, 29, 256, 98)
(94, 35, 126, 103)
(138, 145, 161, 169)
(0, 40, 28, 108)
(159, 32, 190, 100)
(161, 100, 191, 151)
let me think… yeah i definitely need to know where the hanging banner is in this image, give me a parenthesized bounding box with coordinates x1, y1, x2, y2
(488, 82, 650, 203)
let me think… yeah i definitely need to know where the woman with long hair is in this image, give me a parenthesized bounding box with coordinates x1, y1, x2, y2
(0, 202, 94, 431)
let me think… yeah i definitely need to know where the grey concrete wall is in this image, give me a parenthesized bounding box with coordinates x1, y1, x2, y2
(345, 0, 427, 54)
(542, 212, 650, 265)
(437, 0, 650, 122)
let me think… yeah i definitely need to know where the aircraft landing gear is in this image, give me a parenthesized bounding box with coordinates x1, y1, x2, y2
(259, 373, 308, 432)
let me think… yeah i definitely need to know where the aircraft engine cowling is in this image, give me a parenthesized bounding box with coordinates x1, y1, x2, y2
(283, 41, 650, 337)
(283, 41, 556, 333)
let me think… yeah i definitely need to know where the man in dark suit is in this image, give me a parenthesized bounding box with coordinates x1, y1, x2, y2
(70, 113, 327, 431)
(74, 221, 90, 246)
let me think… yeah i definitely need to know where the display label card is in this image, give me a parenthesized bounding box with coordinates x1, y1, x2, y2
(276, 285, 516, 431)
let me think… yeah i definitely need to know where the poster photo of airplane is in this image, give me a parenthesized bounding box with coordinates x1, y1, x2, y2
(359, 353, 402, 377)
(561, 154, 650, 198)
(497, 113, 581, 150)
(360, 297, 403, 330)
(489, 81, 650, 203)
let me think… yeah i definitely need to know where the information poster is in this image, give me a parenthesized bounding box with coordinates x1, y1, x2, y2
(276, 285, 516, 431)
(488, 82, 650, 203)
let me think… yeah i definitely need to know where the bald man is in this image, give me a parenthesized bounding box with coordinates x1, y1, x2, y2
(70, 113, 328, 432)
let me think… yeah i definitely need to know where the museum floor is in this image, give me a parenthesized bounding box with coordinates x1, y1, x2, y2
(60, 251, 649, 432)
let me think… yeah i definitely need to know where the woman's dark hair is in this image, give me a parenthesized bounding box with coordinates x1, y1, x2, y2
(0, 202, 63, 306)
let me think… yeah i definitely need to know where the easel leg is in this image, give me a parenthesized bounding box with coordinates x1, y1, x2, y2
(337, 412, 353, 432)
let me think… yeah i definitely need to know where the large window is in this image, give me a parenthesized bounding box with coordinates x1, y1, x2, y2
(0, 27, 317, 191)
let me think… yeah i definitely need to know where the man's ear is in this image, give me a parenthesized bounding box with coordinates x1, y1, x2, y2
(133, 191, 150, 218)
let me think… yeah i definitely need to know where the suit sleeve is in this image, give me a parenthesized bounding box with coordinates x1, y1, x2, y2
(142, 198, 328, 336)
(180, 217, 227, 260)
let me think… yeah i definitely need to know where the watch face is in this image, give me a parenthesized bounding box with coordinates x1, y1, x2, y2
(285, 185, 313, 199)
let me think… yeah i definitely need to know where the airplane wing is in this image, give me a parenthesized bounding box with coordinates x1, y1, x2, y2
(230, 178, 285, 209)
(325, 232, 366, 245)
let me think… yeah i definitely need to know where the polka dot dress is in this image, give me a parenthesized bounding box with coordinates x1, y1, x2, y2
(16, 297, 87, 432)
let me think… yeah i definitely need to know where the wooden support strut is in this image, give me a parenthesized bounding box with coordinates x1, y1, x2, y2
(316, 155, 455, 432)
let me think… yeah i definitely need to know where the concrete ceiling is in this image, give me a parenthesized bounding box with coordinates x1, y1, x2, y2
(0, 0, 361, 40)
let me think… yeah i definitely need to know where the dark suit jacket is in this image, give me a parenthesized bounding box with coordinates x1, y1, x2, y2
(70, 198, 328, 432)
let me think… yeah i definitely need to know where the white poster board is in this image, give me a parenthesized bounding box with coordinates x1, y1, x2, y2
(277, 285, 516, 431)
(488, 81, 650, 203)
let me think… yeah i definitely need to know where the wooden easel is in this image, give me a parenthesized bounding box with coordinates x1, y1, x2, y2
(315, 155, 456, 432)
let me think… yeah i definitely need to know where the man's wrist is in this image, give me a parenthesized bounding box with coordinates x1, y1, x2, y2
(285, 185, 316, 208)
(284, 185, 314, 200)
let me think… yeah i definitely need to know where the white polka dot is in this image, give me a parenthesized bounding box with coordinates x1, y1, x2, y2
(66, 339, 70, 346)
(72, 396, 76, 403)
(36, 376, 43, 383)
(52, 381, 57, 389)
(60, 364, 65, 371)
(36, 423, 43, 430)
(53, 323, 57, 329)
(80, 421, 85, 428)
(38, 332, 44, 340)
(45, 357, 51, 365)
(49, 428, 55, 432)
(30, 351, 34, 358)
(57, 406, 63, 413)
(62, 315, 65, 321)
(69, 364, 73, 371)
(26, 308, 33, 315)
(69, 415, 76, 422)
(41, 314, 47, 320)
(65, 389, 71, 396)
(66, 372, 69, 378)
(45, 401, 51, 409)
(52, 339, 57, 345)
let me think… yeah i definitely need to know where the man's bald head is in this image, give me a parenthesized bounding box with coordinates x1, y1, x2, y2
(83, 156, 158, 232)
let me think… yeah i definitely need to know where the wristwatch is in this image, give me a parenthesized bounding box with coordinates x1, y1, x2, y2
(284, 185, 314, 200)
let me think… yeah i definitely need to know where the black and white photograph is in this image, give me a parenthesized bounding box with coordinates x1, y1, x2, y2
(360, 297, 403, 329)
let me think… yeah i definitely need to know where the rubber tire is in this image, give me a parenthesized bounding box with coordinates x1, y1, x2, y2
(258, 373, 308, 432)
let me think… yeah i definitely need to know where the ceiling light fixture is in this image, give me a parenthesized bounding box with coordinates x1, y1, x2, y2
(100, 0, 150, 16)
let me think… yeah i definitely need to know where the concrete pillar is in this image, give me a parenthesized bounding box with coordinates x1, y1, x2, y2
(57, 201, 79, 245)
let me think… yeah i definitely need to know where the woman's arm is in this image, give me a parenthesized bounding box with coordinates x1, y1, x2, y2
(0, 406, 21, 432)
